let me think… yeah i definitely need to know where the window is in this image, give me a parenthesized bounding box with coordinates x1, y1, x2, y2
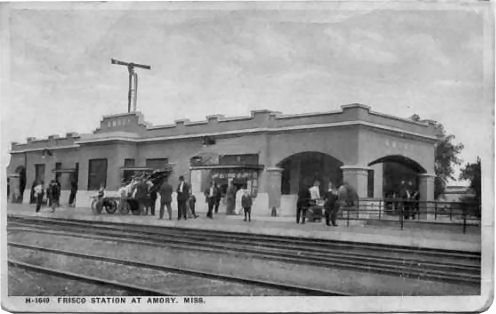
(71, 162, 79, 187)
(123, 159, 136, 182)
(367, 169, 374, 198)
(124, 159, 135, 167)
(35, 164, 45, 183)
(219, 154, 258, 165)
(55, 162, 62, 181)
(88, 159, 107, 190)
(146, 158, 168, 170)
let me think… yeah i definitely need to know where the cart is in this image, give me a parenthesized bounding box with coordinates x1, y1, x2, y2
(90, 167, 172, 215)
(306, 199, 324, 222)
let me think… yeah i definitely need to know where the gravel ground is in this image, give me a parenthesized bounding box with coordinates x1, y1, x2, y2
(9, 246, 302, 296)
(7, 229, 480, 296)
(8, 266, 134, 296)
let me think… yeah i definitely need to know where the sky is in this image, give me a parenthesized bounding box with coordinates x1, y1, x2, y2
(1, 2, 493, 183)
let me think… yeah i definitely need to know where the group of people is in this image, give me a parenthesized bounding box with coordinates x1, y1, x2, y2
(167, 177, 253, 222)
(32, 179, 61, 213)
(297, 180, 341, 227)
(384, 181, 420, 219)
(116, 175, 254, 222)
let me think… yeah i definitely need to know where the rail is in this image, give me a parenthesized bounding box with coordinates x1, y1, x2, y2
(8, 216, 480, 285)
(340, 198, 481, 233)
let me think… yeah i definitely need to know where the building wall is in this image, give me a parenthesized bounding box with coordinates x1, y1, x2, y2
(8, 104, 438, 213)
(137, 138, 202, 188)
(266, 127, 359, 167)
(358, 126, 435, 173)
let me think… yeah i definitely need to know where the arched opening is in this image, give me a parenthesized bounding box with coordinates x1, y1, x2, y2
(277, 152, 343, 195)
(368, 155, 426, 198)
(15, 166, 26, 203)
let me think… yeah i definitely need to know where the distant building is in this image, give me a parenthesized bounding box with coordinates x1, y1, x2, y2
(7, 104, 438, 216)
(439, 185, 476, 202)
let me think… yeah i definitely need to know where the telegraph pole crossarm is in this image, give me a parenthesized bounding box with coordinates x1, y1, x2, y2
(111, 58, 151, 113)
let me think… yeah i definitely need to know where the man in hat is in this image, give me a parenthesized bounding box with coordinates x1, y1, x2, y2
(204, 181, 218, 219)
(159, 179, 173, 220)
(176, 175, 189, 220)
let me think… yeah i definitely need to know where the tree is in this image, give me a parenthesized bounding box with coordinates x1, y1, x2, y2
(409, 115, 464, 199)
(459, 157, 481, 205)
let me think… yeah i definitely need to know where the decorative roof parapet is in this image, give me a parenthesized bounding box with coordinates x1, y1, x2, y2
(11, 103, 440, 149)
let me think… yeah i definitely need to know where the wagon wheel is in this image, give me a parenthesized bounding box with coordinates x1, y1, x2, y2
(119, 200, 130, 215)
(91, 199, 103, 215)
(104, 199, 118, 214)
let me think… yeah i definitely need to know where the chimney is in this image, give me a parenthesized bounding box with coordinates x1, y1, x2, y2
(175, 119, 190, 126)
(26, 137, 36, 143)
(207, 114, 225, 123)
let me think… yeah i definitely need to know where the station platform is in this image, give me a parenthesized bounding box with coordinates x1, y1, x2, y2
(6, 203, 481, 253)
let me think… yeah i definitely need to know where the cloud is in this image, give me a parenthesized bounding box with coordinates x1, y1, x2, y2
(323, 27, 399, 64)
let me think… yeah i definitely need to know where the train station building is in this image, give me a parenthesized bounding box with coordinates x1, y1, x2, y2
(7, 104, 439, 216)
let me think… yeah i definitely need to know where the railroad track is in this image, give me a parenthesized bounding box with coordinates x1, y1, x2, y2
(9, 242, 340, 296)
(8, 259, 167, 296)
(8, 215, 480, 285)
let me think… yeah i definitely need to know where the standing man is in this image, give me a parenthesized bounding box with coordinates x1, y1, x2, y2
(204, 181, 217, 219)
(147, 180, 157, 217)
(158, 179, 173, 220)
(55, 179, 61, 208)
(323, 182, 339, 226)
(68, 178, 78, 207)
(50, 180, 61, 212)
(34, 180, 44, 213)
(296, 185, 310, 224)
(407, 181, 418, 220)
(309, 180, 321, 205)
(399, 180, 409, 220)
(214, 183, 221, 214)
(176, 175, 189, 220)
(241, 189, 252, 222)
(134, 179, 149, 216)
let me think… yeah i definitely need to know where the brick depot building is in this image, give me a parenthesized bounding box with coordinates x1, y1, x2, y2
(7, 104, 438, 216)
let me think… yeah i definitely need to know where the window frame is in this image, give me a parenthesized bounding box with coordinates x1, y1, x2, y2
(87, 159, 108, 190)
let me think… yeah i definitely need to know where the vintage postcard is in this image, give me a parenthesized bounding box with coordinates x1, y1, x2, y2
(0, 1, 493, 313)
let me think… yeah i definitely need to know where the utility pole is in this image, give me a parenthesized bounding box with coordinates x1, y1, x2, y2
(111, 58, 151, 113)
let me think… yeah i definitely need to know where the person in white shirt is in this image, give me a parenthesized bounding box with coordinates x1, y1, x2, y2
(309, 180, 321, 204)
(34, 181, 44, 213)
(236, 186, 245, 215)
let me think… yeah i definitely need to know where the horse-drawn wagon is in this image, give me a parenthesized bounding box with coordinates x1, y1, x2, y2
(91, 166, 172, 215)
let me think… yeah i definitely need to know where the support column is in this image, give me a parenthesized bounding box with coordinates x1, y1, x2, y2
(8, 174, 20, 203)
(190, 169, 203, 194)
(418, 173, 436, 219)
(371, 163, 383, 198)
(266, 167, 283, 213)
(340, 165, 370, 198)
(418, 173, 435, 201)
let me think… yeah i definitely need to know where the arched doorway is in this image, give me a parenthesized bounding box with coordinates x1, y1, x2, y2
(368, 155, 426, 198)
(277, 152, 343, 195)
